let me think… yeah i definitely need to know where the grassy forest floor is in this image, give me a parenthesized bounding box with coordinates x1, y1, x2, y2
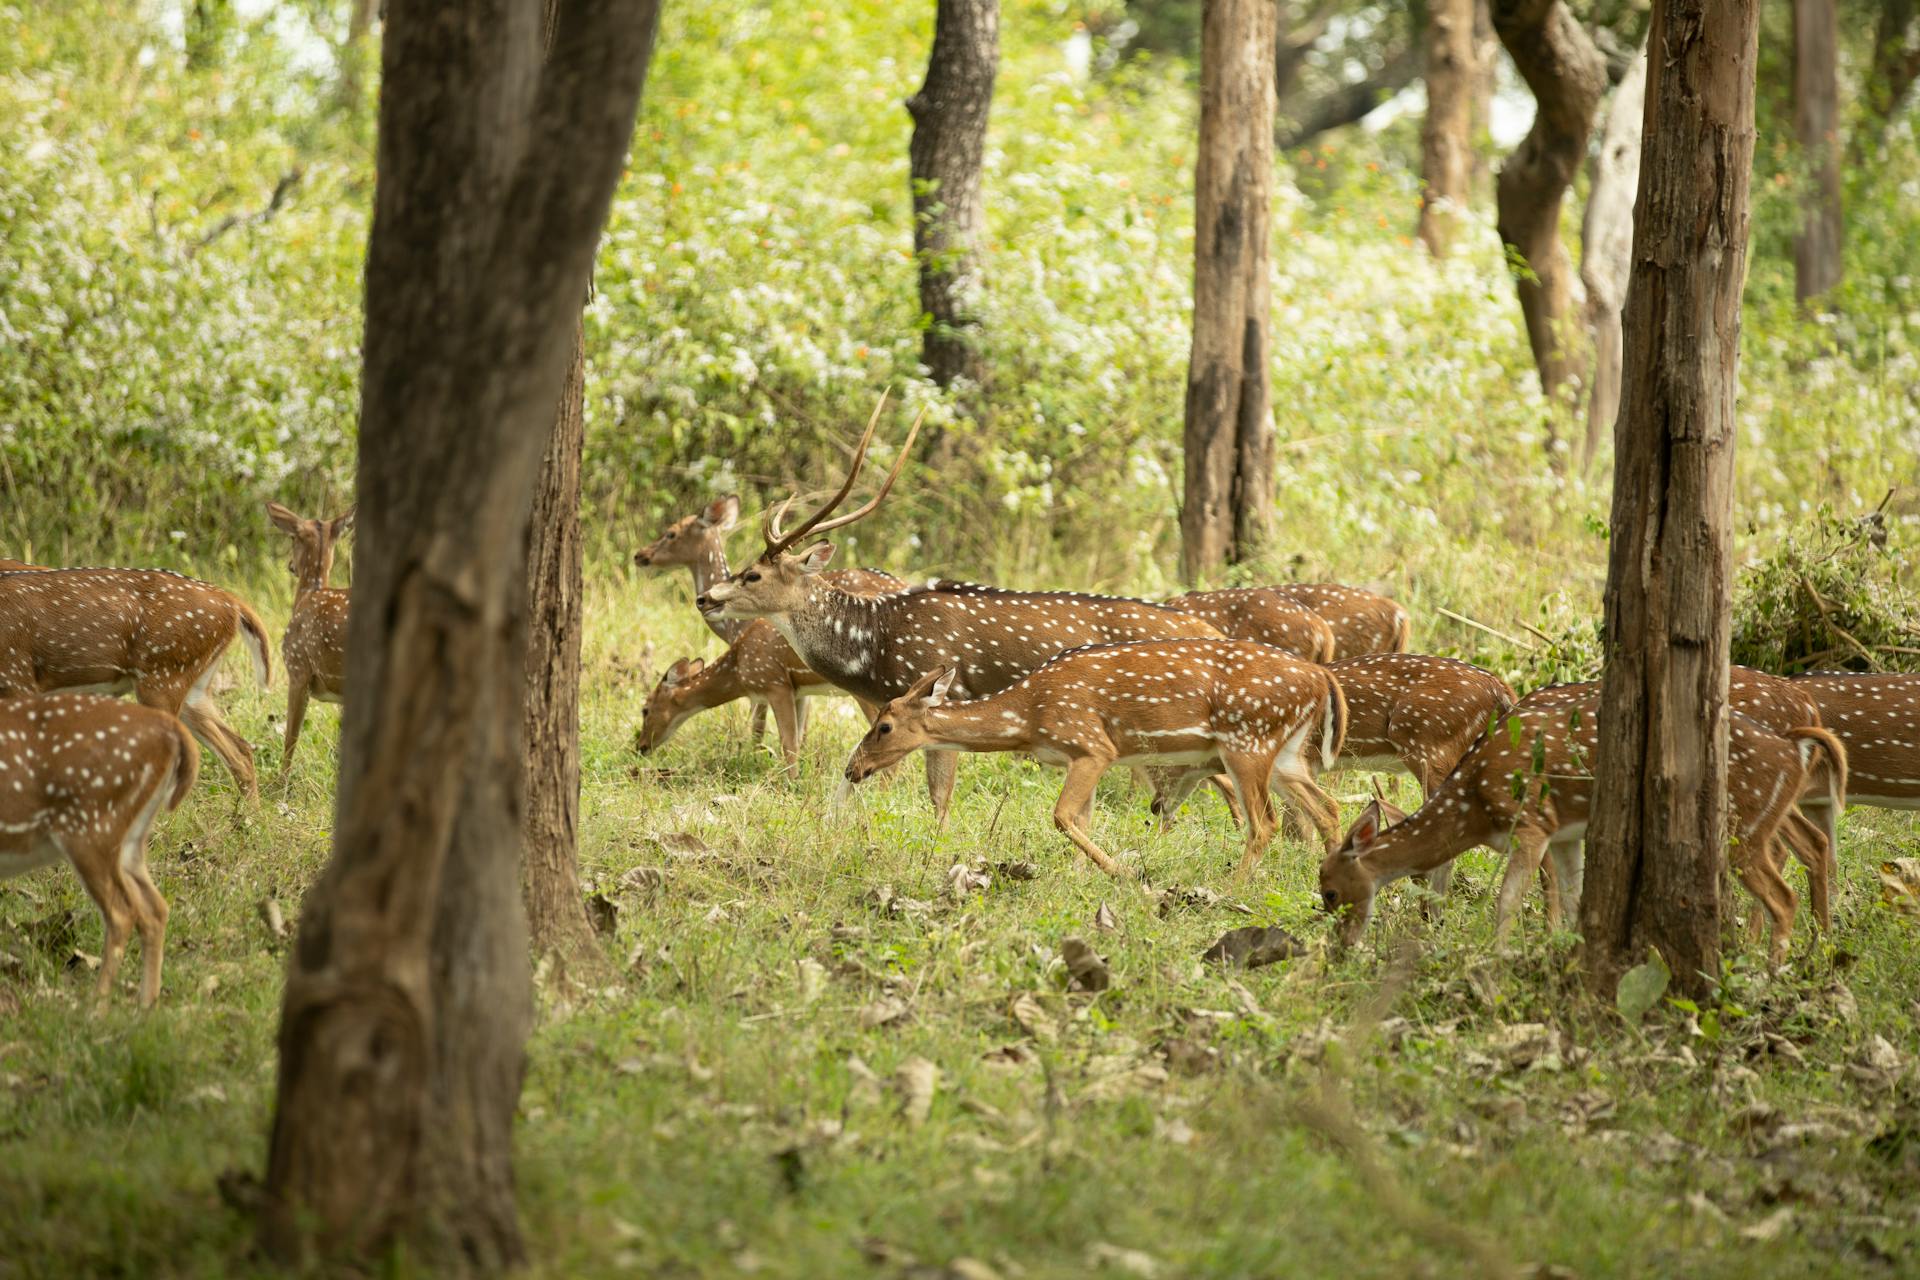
(2, 570, 1917, 1279)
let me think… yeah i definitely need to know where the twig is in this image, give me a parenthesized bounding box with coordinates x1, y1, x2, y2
(1515, 618, 1558, 646)
(1435, 606, 1531, 649)
(189, 167, 304, 258)
(1798, 575, 1877, 667)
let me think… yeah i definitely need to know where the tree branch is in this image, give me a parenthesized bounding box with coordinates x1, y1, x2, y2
(1276, 42, 1419, 149)
(188, 168, 303, 258)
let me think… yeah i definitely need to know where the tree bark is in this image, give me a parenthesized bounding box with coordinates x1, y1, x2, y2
(258, 1, 661, 1266)
(187, 0, 231, 69)
(1419, 0, 1478, 257)
(1578, 45, 1647, 471)
(1470, 0, 1497, 194)
(1858, 0, 1920, 159)
(907, 0, 999, 390)
(1491, 0, 1608, 417)
(337, 0, 381, 109)
(1792, 0, 1843, 306)
(1183, 0, 1277, 584)
(1582, 0, 1758, 1003)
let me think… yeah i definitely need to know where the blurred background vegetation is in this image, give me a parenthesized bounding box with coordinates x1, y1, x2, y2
(0, 0, 1915, 665)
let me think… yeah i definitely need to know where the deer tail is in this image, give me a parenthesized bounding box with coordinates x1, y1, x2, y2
(167, 718, 202, 811)
(1787, 725, 1847, 813)
(233, 597, 273, 689)
(1320, 669, 1348, 772)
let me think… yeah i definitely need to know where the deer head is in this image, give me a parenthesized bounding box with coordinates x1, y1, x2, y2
(635, 657, 706, 754)
(633, 495, 739, 567)
(1318, 797, 1408, 946)
(703, 392, 922, 621)
(266, 502, 354, 595)
(844, 666, 957, 783)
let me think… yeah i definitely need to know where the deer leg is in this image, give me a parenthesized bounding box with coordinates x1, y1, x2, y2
(766, 683, 801, 769)
(64, 836, 135, 1003)
(1494, 826, 1551, 941)
(281, 674, 310, 776)
(925, 750, 960, 824)
(1780, 810, 1831, 933)
(1272, 763, 1339, 854)
(1225, 753, 1279, 878)
(1053, 756, 1122, 876)
(853, 696, 881, 726)
(177, 696, 258, 800)
(1546, 836, 1585, 925)
(120, 771, 174, 1008)
(1732, 820, 1798, 968)
(749, 700, 770, 743)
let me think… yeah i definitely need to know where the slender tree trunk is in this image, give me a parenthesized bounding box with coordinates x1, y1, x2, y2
(1857, 0, 1920, 161)
(1183, 0, 1277, 583)
(1582, 0, 1759, 1003)
(1578, 46, 1647, 471)
(1420, 0, 1477, 257)
(1491, 0, 1607, 421)
(337, 0, 381, 109)
(1792, 0, 1843, 306)
(907, 0, 999, 390)
(258, 1, 661, 1265)
(187, 0, 231, 69)
(1470, 0, 1496, 195)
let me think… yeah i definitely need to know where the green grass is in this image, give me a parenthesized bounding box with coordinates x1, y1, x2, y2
(3, 569, 1917, 1278)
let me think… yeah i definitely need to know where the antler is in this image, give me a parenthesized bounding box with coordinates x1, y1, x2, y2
(761, 391, 925, 558)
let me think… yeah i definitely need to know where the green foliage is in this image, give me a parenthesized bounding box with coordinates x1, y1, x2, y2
(1731, 504, 1920, 674)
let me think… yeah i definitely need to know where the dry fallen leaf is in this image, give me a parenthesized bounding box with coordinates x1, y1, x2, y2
(1086, 1241, 1161, 1277)
(1877, 858, 1920, 917)
(1061, 936, 1110, 993)
(1200, 924, 1304, 969)
(1093, 901, 1119, 933)
(257, 896, 289, 940)
(858, 996, 910, 1029)
(585, 892, 619, 935)
(946, 861, 992, 900)
(1010, 992, 1059, 1042)
(1739, 1206, 1794, 1242)
(794, 958, 827, 1005)
(893, 1056, 938, 1126)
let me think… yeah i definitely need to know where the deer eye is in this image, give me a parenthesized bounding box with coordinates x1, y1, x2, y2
(877, 722, 892, 735)
(743, 571, 762, 583)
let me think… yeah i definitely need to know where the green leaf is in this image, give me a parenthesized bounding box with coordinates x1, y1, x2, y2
(1616, 948, 1671, 1026)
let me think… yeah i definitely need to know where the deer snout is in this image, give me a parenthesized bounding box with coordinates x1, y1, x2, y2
(633, 548, 652, 566)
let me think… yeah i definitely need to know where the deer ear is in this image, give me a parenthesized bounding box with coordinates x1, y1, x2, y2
(703, 495, 740, 530)
(1344, 799, 1383, 858)
(902, 665, 947, 704)
(798, 543, 837, 574)
(330, 507, 356, 539)
(663, 658, 698, 687)
(265, 502, 301, 534)
(927, 668, 958, 706)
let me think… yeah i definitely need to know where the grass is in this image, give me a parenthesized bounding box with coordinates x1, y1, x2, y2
(2, 566, 1918, 1279)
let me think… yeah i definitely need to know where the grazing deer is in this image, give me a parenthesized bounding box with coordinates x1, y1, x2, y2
(843, 640, 1346, 876)
(0, 568, 271, 799)
(0, 694, 200, 1007)
(1165, 588, 1336, 661)
(702, 394, 1224, 817)
(633, 491, 903, 746)
(1319, 693, 1846, 965)
(1267, 583, 1409, 658)
(266, 503, 353, 772)
(637, 620, 879, 766)
(1519, 667, 1840, 926)
(1790, 671, 1920, 855)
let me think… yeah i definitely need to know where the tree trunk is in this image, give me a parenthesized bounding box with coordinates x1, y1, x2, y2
(337, 0, 381, 109)
(1578, 45, 1647, 471)
(907, 0, 999, 390)
(187, 0, 231, 69)
(1792, 0, 1843, 306)
(1183, 0, 1278, 583)
(258, 1, 661, 1266)
(1469, 0, 1496, 195)
(1419, 0, 1477, 257)
(1858, 0, 1920, 160)
(1491, 0, 1608, 420)
(1582, 0, 1758, 1003)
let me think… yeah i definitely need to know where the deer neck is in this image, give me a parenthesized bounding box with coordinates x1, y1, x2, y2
(920, 698, 1034, 753)
(690, 542, 746, 643)
(776, 581, 888, 687)
(1357, 797, 1488, 889)
(679, 656, 749, 712)
(294, 552, 333, 601)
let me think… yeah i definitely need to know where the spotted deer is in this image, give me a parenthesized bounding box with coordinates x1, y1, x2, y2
(0, 567, 271, 798)
(1267, 583, 1409, 658)
(266, 503, 353, 772)
(1165, 588, 1335, 661)
(634, 490, 903, 747)
(843, 639, 1346, 876)
(702, 396, 1224, 817)
(637, 620, 879, 767)
(1790, 671, 1920, 855)
(0, 694, 200, 1007)
(1319, 691, 1847, 965)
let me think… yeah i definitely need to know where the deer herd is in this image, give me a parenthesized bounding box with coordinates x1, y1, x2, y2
(2, 398, 1917, 1006)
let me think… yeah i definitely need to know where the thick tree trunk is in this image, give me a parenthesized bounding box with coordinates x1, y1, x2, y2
(1578, 46, 1647, 471)
(1582, 0, 1758, 1003)
(258, 1, 661, 1265)
(1792, 0, 1843, 306)
(907, 0, 999, 390)
(1420, 0, 1477, 257)
(1183, 0, 1277, 583)
(1858, 0, 1920, 159)
(522, 318, 598, 971)
(1491, 0, 1608, 419)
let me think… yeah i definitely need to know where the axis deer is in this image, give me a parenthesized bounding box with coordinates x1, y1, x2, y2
(1519, 667, 1840, 926)
(0, 568, 271, 799)
(1165, 588, 1336, 661)
(1268, 583, 1409, 658)
(634, 492, 903, 745)
(1319, 693, 1846, 965)
(702, 394, 1223, 817)
(0, 694, 200, 1006)
(1790, 671, 1920, 855)
(842, 639, 1346, 876)
(266, 502, 353, 772)
(637, 620, 879, 766)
